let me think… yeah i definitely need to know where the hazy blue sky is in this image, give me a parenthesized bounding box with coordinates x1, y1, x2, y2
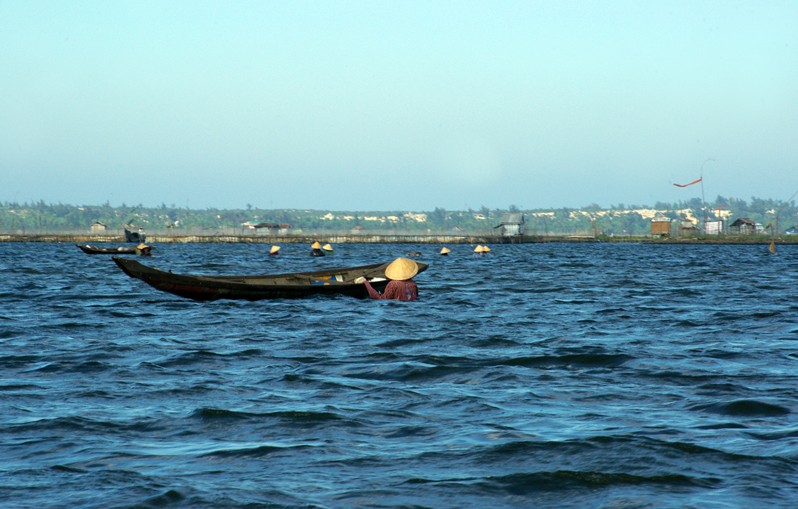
(2, 1, 796, 211)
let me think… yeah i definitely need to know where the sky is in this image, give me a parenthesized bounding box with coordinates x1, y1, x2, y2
(1, 1, 796, 211)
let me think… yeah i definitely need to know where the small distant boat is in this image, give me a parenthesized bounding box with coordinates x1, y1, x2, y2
(124, 228, 146, 243)
(77, 244, 152, 255)
(112, 257, 428, 301)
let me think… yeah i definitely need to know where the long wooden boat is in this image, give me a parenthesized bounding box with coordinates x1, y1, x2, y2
(112, 257, 428, 301)
(77, 243, 144, 255)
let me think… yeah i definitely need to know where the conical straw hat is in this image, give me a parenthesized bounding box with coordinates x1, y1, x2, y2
(440, 247, 451, 255)
(384, 257, 419, 280)
(270, 245, 280, 254)
(322, 243, 333, 251)
(473, 245, 483, 253)
(137, 243, 149, 250)
(483, 245, 491, 252)
(311, 241, 322, 249)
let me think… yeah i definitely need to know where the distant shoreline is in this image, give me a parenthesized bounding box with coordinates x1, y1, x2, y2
(0, 233, 791, 245)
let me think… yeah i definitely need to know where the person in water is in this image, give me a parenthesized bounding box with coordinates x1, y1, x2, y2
(310, 241, 325, 257)
(362, 257, 419, 301)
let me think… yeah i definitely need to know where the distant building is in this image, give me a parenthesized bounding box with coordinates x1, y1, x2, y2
(495, 213, 525, 236)
(678, 220, 699, 236)
(704, 220, 723, 235)
(729, 218, 757, 234)
(245, 222, 291, 235)
(650, 216, 672, 236)
(90, 221, 107, 233)
(785, 226, 798, 235)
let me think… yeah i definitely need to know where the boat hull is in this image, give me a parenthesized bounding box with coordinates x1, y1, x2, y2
(112, 257, 427, 301)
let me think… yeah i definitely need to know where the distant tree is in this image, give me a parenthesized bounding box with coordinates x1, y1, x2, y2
(430, 207, 447, 227)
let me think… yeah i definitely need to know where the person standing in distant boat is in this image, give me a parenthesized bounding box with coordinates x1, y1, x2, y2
(361, 257, 419, 301)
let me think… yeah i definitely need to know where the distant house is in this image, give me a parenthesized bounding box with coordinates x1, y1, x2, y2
(704, 220, 723, 235)
(729, 218, 757, 234)
(494, 213, 525, 237)
(90, 221, 107, 233)
(248, 222, 291, 235)
(650, 216, 672, 236)
(678, 220, 699, 235)
(785, 226, 798, 235)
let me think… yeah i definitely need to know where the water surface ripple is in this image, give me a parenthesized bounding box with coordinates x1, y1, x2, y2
(2, 242, 798, 508)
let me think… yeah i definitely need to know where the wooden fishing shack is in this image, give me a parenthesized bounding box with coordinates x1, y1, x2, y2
(650, 216, 672, 237)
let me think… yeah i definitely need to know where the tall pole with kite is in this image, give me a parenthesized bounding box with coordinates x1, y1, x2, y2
(673, 158, 715, 233)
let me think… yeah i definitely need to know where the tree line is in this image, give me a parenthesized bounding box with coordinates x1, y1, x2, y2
(1, 197, 797, 236)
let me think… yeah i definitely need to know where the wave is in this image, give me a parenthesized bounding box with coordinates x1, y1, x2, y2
(690, 399, 791, 417)
(199, 443, 311, 458)
(8, 415, 160, 434)
(474, 469, 719, 491)
(499, 353, 632, 369)
(190, 407, 346, 426)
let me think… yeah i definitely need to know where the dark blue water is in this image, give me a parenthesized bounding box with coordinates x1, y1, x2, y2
(2, 241, 798, 508)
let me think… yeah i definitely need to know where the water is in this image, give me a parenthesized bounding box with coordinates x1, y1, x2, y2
(2, 241, 798, 508)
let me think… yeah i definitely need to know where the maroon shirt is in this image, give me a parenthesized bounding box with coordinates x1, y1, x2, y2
(364, 279, 418, 301)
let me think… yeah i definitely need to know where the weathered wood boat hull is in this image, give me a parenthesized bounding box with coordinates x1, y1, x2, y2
(112, 257, 428, 301)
